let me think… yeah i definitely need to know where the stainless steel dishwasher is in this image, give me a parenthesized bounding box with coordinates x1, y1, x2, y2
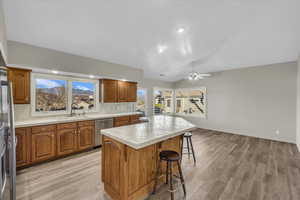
(95, 118, 114, 147)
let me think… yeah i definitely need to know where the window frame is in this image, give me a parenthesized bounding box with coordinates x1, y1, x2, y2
(136, 87, 148, 116)
(174, 87, 207, 118)
(31, 73, 99, 116)
(153, 87, 175, 115)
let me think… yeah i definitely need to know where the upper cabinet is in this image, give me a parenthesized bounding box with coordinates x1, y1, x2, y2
(127, 82, 137, 102)
(7, 67, 31, 104)
(101, 79, 137, 103)
(101, 79, 118, 103)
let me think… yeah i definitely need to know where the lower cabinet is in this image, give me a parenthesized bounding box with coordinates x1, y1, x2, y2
(31, 131, 56, 162)
(57, 128, 78, 156)
(78, 126, 95, 151)
(16, 128, 30, 167)
(16, 120, 95, 168)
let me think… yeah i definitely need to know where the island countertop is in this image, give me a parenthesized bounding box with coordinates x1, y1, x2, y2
(101, 115, 196, 149)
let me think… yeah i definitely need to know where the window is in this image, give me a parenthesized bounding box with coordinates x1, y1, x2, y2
(175, 88, 207, 118)
(32, 73, 98, 115)
(35, 78, 67, 112)
(72, 81, 95, 110)
(153, 88, 173, 115)
(136, 88, 147, 115)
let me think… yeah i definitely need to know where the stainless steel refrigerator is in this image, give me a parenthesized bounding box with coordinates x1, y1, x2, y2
(0, 65, 16, 200)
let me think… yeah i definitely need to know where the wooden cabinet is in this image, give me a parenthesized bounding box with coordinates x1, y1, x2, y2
(117, 81, 128, 102)
(16, 128, 30, 167)
(114, 116, 131, 127)
(78, 125, 95, 150)
(102, 79, 118, 103)
(130, 114, 140, 124)
(57, 123, 78, 156)
(31, 126, 56, 163)
(101, 79, 137, 103)
(127, 82, 137, 102)
(102, 137, 123, 199)
(7, 67, 31, 104)
(127, 145, 156, 195)
(102, 135, 182, 200)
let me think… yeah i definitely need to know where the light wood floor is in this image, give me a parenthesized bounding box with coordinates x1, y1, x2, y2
(16, 129, 300, 200)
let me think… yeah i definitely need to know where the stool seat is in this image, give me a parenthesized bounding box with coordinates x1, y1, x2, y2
(184, 132, 192, 137)
(160, 150, 180, 161)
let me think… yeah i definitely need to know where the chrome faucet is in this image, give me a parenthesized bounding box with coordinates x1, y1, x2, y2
(70, 103, 77, 117)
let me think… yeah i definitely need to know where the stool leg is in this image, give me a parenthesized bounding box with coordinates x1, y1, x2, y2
(186, 137, 190, 159)
(166, 161, 169, 184)
(189, 137, 196, 165)
(177, 160, 187, 197)
(169, 162, 174, 200)
(152, 159, 161, 194)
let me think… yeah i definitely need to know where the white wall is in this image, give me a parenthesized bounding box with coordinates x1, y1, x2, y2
(174, 62, 297, 143)
(297, 55, 300, 150)
(0, 0, 7, 62)
(7, 41, 143, 82)
(139, 78, 174, 116)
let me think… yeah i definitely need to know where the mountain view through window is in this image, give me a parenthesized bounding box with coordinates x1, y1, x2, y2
(36, 79, 67, 112)
(72, 81, 95, 110)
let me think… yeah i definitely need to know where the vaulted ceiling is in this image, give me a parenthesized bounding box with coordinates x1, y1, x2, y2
(3, 0, 300, 81)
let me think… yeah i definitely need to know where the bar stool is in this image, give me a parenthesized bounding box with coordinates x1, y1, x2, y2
(153, 150, 186, 200)
(181, 132, 196, 165)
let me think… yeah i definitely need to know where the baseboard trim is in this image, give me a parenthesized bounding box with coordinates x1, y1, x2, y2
(194, 126, 295, 144)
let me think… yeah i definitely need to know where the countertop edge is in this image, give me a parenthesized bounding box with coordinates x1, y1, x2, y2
(102, 126, 197, 149)
(15, 112, 142, 128)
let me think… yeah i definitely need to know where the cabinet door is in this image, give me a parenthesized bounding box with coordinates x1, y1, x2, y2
(117, 81, 128, 102)
(102, 79, 118, 103)
(102, 138, 122, 197)
(127, 82, 137, 102)
(127, 145, 156, 195)
(130, 115, 140, 124)
(16, 128, 30, 167)
(159, 136, 182, 173)
(8, 67, 31, 104)
(78, 126, 94, 150)
(57, 128, 78, 156)
(31, 131, 56, 162)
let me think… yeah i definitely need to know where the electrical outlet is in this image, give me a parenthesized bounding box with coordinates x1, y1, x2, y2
(275, 130, 280, 135)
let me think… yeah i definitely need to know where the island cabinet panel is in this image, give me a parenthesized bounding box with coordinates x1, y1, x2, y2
(117, 81, 128, 102)
(127, 145, 156, 195)
(127, 82, 137, 102)
(57, 128, 78, 156)
(7, 67, 31, 104)
(102, 79, 118, 103)
(102, 137, 123, 200)
(102, 135, 183, 200)
(31, 130, 56, 162)
(78, 125, 94, 150)
(16, 128, 30, 167)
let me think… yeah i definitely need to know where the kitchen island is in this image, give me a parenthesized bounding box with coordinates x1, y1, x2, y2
(101, 115, 196, 200)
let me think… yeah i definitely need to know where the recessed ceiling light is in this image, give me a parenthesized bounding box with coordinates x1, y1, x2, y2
(177, 28, 185, 33)
(158, 45, 167, 54)
(52, 70, 58, 74)
(89, 75, 95, 79)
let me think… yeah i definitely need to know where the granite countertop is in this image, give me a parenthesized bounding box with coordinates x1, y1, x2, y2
(101, 115, 196, 149)
(15, 112, 142, 128)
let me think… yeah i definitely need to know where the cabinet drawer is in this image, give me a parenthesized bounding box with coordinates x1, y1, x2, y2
(32, 125, 56, 134)
(130, 115, 140, 124)
(114, 116, 130, 122)
(78, 120, 95, 127)
(57, 122, 77, 130)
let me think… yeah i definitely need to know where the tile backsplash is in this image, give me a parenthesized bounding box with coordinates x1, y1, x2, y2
(14, 103, 136, 121)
